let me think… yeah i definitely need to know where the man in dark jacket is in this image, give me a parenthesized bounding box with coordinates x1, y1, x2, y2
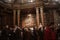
(38, 27, 44, 40)
(8, 26, 17, 40)
(15, 27, 22, 40)
(1, 26, 9, 40)
(0, 27, 2, 40)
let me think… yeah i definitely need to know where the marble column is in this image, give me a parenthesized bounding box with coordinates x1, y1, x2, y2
(13, 10, 16, 25)
(53, 10, 58, 30)
(36, 7, 40, 27)
(17, 9, 20, 27)
(40, 6, 44, 26)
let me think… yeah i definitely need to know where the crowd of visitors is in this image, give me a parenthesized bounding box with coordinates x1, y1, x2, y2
(0, 23, 60, 40)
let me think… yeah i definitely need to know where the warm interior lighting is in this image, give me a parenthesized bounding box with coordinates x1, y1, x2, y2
(25, 14, 33, 26)
(8, 0, 11, 2)
(30, 28, 33, 30)
(22, 14, 35, 27)
(28, 0, 35, 2)
(28, 14, 32, 17)
(4, 0, 14, 3)
(55, 0, 59, 2)
(53, 0, 59, 2)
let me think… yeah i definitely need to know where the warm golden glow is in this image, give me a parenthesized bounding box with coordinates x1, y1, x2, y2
(22, 14, 35, 27)
(28, 0, 34, 2)
(25, 14, 34, 26)
(28, 14, 32, 17)
(8, 0, 11, 2)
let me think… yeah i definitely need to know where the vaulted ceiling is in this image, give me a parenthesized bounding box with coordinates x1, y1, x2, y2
(0, 0, 60, 9)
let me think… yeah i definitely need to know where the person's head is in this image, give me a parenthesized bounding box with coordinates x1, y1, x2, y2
(39, 23, 43, 28)
(9, 25, 15, 30)
(30, 27, 34, 31)
(49, 22, 54, 28)
(24, 28, 28, 31)
(10, 27, 13, 30)
(6, 25, 9, 28)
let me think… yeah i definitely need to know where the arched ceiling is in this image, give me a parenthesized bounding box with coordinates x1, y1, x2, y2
(0, 0, 36, 4)
(0, 0, 60, 9)
(1, 0, 60, 3)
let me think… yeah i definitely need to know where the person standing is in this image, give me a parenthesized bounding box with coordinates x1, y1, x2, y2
(23, 28, 30, 40)
(1, 26, 9, 40)
(38, 23, 44, 40)
(15, 26, 23, 40)
(44, 24, 52, 40)
(33, 27, 38, 40)
(0, 27, 2, 40)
